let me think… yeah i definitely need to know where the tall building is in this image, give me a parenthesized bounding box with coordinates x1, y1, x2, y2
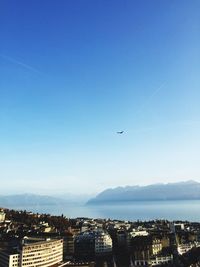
(130, 236, 162, 266)
(75, 230, 112, 261)
(63, 233, 75, 259)
(0, 250, 20, 267)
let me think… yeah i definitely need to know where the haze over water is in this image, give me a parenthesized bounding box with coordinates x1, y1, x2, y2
(5, 200, 200, 222)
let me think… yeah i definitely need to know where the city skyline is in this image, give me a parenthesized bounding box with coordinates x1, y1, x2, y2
(0, 0, 200, 195)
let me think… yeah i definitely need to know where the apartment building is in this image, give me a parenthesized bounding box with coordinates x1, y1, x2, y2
(0, 238, 63, 267)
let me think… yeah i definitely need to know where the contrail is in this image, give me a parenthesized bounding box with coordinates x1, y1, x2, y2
(135, 82, 166, 115)
(0, 54, 42, 74)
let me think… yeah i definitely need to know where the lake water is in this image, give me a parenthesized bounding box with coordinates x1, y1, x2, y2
(5, 200, 200, 222)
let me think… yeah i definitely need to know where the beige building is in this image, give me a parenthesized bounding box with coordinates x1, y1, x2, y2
(0, 210, 6, 223)
(130, 236, 162, 266)
(0, 238, 63, 267)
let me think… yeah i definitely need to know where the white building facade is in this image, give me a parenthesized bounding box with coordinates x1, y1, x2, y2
(95, 231, 112, 255)
(0, 251, 20, 267)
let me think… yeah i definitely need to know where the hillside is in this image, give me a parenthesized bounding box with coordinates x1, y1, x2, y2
(87, 181, 200, 204)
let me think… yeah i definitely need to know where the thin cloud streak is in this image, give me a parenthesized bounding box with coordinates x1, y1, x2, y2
(136, 82, 167, 115)
(0, 54, 42, 75)
(129, 120, 200, 135)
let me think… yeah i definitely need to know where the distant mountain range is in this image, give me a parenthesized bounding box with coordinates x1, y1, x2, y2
(0, 193, 92, 209)
(87, 181, 200, 204)
(0, 194, 67, 208)
(1, 181, 200, 209)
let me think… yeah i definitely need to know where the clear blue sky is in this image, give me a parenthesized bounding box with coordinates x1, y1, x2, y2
(0, 0, 200, 195)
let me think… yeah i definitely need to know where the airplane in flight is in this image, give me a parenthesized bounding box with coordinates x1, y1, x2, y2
(117, 131, 124, 134)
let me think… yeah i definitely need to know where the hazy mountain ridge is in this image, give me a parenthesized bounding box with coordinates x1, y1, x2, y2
(87, 180, 200, 204)
(0, 194, 68, 207)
